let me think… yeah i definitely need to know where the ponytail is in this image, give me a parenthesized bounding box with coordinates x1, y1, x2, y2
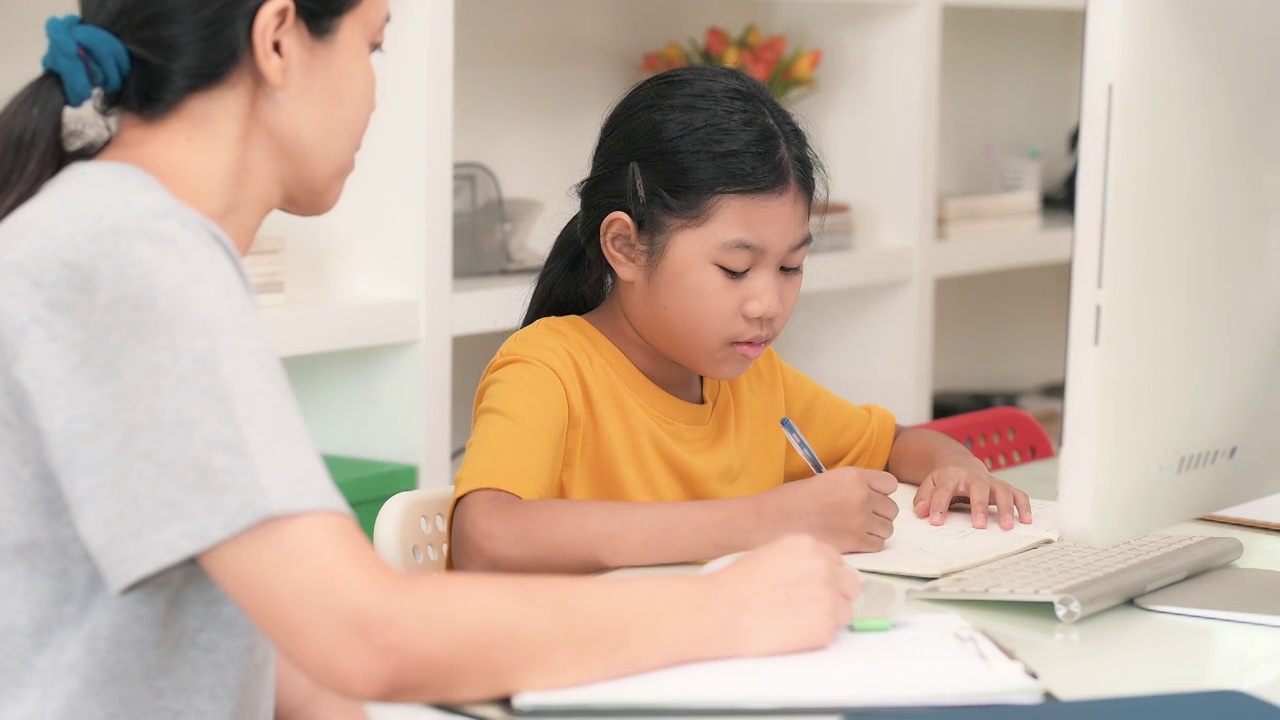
(521, 212, 612, 328)
(1, 1, 366, 225)
(0, 75, 72, 222)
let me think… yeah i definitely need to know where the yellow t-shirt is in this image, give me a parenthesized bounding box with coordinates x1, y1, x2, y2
(453, 316, 896, 503)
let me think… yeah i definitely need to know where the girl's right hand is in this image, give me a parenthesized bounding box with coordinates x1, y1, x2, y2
(769, 466, 900, 552)
(701, 534, 860, 657)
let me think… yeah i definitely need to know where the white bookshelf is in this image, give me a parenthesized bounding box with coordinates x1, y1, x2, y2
(261, 298, 422, 359)
(944, 0, 1085, 9)
(929, 211, 1073, 279)
(929, 3, 1084, 397)
(1, 0, 1086, 488)
(802, 245, 918, 295)
(452, 274, 538, 338)
(450, 245, 917, 338)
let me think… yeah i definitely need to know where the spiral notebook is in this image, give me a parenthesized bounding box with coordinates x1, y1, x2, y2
(509, 613, 1044, 714)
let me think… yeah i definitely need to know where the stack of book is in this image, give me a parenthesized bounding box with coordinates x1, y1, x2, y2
(810, 201, 855, 252)
(938, 189, 1043, 241)
(244, 234, 286, 307)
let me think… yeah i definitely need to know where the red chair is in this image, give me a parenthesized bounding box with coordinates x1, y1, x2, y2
(916, 405, 1055, 471)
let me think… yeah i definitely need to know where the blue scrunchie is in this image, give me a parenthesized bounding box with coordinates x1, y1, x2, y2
(41, 15, 131, 107)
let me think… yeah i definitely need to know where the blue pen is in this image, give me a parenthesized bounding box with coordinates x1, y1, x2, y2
(780, 417, 826, 474)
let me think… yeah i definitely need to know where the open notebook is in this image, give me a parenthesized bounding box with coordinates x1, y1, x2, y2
(1205, 493, 1280, 532)
(839, 487, 1062, 579)
(510, 613, 1044, 714)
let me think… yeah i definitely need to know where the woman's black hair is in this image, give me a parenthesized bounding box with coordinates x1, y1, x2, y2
(0, 0, 364, 222)
(521, 65, 825, 328)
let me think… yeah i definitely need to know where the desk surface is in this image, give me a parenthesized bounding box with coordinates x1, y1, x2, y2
(368, 459, 1280, 718)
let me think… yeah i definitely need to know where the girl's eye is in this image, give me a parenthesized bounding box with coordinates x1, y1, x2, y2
(781, 265, 804, 276)
(371, 43, 385, 54)
(719, 266, 748, 280)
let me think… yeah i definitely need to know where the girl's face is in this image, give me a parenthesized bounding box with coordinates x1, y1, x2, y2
(264, 0, 390, 216)
(620, 188, 812, 382)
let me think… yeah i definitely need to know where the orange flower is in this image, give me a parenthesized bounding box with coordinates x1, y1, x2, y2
(756, 35, 788, 66)
(740, 36, 786, 83)
(740, 48, 774, 82)
(642, 42, 688, 73)
(785, 49, 823, 84)
(641, 52, 664, 74)
(705, 26, 731, 60)
(661, 41, 687, 68)
(641, 24, 822, 99)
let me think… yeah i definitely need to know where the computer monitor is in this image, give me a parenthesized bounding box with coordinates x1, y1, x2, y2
(1057, 0, 1280, 619)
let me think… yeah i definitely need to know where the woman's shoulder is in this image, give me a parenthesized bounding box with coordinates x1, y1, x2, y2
(0, 161, 226, 266)
(0, 163, 252, 327)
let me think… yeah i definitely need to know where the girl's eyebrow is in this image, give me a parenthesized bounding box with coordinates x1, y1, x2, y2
(719, 235, 813, 254)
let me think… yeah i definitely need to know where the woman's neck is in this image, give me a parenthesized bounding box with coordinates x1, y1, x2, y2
(94, 76, 278, 255)
(584, 296, 704, 404)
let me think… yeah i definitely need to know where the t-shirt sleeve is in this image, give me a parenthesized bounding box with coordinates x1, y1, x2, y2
(779, 358, 897, 480)
(452, 354, 569, 501)
(0, 218, 350, 594)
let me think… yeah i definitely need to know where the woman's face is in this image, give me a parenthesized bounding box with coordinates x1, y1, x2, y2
(263, 0, 390, 216)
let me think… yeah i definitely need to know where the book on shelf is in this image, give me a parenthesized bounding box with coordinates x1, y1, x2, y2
(811, 201, 855, 252)
(940, 213, 1044, 241)
(940, 190, 1041, 221)
(246, 234, 287, 307)
(938, 190, 1044, 241)
(254, 291, 286, 308)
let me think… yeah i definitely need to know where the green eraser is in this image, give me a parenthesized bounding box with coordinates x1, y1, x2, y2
(849, 617, 894, 632)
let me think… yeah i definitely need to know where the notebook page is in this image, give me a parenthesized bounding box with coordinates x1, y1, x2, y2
(841, 488, 1061, 579)
(1205, 492, 1280, 530)
(511, 614, 1044, 713)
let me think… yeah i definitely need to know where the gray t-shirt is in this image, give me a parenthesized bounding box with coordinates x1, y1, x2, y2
(0, 161, 352, 719)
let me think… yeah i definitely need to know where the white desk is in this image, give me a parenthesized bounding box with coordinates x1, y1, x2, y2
(368, 458, 1280, 718)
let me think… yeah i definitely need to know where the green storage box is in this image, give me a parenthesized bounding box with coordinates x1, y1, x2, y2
(324, 455, 417, 540)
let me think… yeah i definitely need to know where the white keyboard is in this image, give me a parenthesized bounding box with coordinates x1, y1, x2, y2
(908, 534, 1244, 622)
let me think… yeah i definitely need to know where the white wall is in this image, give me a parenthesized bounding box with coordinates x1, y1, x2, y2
(933, 264, 1070, 392)
(930, 6, 1082, 400)
(0, 1, 79, 101)
(938, 7, 1085, 197)
(456, 0, 926, 255)
(456, 0, 762, 261)
(277, 0, 453, 476)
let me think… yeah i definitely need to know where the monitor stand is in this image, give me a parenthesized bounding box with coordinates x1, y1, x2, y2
(1133, 567, 1280, 627)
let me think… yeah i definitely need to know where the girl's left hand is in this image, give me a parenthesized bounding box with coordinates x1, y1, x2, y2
(911, 456, 1033, 530)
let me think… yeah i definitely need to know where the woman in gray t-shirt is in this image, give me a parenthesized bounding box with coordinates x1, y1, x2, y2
(0, 1, 861, 718)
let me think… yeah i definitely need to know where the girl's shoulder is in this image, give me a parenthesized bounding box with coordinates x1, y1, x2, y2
(492, 315, 607, 371)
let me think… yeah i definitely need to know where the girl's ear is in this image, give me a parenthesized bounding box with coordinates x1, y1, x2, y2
(598, 211, 646, 283)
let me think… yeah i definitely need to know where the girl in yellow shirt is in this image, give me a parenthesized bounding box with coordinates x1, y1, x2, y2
(452, 66, 1032, 574)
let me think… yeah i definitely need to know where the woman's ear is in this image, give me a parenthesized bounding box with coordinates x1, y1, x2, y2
(249, 0, 302, 90)
(598, 211, 646, 283)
